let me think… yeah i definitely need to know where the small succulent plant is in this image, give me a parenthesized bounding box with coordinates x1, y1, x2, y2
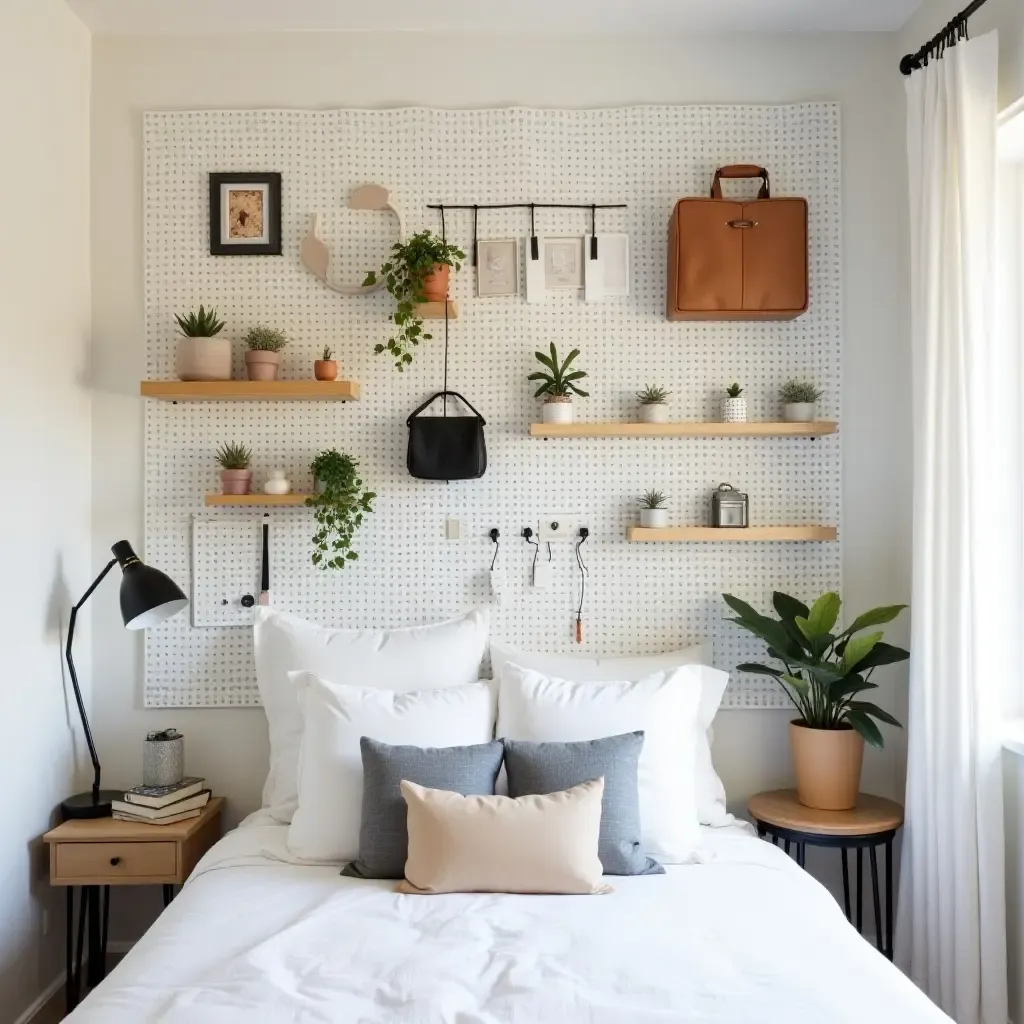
(637, 384, 671, 405)
(175, 306, 225, 337)
(726, 383, 744, 398)
(244, 325, 289, 352)
(215, 442, 251, 470)
(321, 345, 334, 360)
(639, 489, 668, 510)
(780, 379, 824, 404)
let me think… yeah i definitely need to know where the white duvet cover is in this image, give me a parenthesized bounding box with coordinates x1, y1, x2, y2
(69, 821, 949, 1023)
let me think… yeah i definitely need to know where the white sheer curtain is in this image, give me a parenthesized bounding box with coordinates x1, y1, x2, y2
(896, 31, 1014, 1024)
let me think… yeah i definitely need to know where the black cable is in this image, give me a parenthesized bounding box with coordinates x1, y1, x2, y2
(439, 204, 448, 414)
(490, 529, 500, 570)
(590, 205, 598, 260)
(546, 542, 552, 562)
(575, 531, 589, 643)
(472, 205, 479, 267)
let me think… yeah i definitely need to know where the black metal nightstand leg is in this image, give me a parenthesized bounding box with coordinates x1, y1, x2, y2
(869, 845, 883, 952)
(784, 838, 791, 856)
(86, 884, 104, 986)
(73, 887, 88, 1006)
(796, 843, 806, 868)
(841, 848, 851, 921)
(163, 883, 175, 907)
(65, 887, 75, 1013)
(856, 848, 863, 933)
(101, 885, 110, 972)
(884, 838, 894, 960)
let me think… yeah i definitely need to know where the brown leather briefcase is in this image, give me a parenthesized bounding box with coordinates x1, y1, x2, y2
(667, 165, 808, 321)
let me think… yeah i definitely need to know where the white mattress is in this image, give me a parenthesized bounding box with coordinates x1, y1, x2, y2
(68, 821, 949, 1023)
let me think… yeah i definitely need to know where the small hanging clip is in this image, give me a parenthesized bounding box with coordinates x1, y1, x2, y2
(590, 204, 598, 260)
(529, 204, 539, 261)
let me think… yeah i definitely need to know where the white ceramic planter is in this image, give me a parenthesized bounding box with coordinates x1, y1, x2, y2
(783, 402, 816, 422)
(542, 398, 574, 424)
(263, 469, 291, 495)
(639, 404, 669, 423)
(722, 396, 747, 422)
(640, 508, 669, 528)
(176, 337, 231, 381)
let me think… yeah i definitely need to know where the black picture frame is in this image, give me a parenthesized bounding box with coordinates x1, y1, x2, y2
(209, 172, 282, 255)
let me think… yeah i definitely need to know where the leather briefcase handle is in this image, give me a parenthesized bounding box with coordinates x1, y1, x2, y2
(407, 390, 486, 426)
(710, 165, 770, 200)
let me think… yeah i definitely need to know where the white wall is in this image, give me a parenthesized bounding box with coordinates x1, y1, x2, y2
(90, 30, 911, 937)
(0, 0, 92, 1018)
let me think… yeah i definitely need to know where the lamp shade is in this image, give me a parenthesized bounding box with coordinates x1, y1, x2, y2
(112, 540, 188, 630)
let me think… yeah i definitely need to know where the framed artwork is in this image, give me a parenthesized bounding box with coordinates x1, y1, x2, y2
(209, 172, 282, 255)
(583, 233, 631, 301)
(543, 237, 584, 289)
(477, 238, 519, 297)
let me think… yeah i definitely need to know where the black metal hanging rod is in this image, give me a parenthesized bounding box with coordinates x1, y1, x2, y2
(427, 203, 626, 210)
(899, 0, 989, 76)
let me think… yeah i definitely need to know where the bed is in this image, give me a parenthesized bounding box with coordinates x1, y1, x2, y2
(68, 818, 949, 1023)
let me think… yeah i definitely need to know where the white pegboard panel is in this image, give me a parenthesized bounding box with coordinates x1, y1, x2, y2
(143, 105, 841, 709)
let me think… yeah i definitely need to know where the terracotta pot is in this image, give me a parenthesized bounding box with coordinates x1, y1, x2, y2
(314, 359, 338, 381)
(790, 721, 864, 810)
(419, 263, 450, 302)
(176, 337, 231, 381)
(220, 469, 252, 495)
(541, 396, 574, 424)
(245, 350, 280, 381)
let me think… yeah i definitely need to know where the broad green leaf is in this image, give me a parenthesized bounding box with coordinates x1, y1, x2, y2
(722, 593, 762, 624)
(773, 591, 810, 625)
(841, 631, 883, 672)
(535, 350, 556, 370)
(800, 592, 841, 637)
(784, 652, 844, 684)
(845, 710, 884, 749)
(829, 675, 877, 700)
(736, 662, 783, 678)
(725, 617, 798, 661)
(852, 642, 911, 672)
(781, 673, 810, 697)
(568, 385, 590, 397)
(847, 701, 902, 728)
(842, 604, 908, 636)
(362, 271, 377, 286)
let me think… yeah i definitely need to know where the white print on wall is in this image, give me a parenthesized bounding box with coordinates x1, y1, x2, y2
(477, 239, 519, 297)
(543, 237, 585, 289)
(142, 105, 840, 709)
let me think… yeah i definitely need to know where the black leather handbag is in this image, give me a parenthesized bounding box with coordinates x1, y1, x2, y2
(406, 391, 487, 480)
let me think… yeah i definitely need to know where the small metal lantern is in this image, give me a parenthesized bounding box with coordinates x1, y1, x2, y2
(711, 483, 749, 528)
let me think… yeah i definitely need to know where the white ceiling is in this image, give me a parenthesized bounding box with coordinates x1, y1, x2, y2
(67, 0, 923, 36)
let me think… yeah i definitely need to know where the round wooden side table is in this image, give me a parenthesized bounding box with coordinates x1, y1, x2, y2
(748, 789, 904, 960)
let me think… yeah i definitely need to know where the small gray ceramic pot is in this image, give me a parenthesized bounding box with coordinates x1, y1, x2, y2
(143, 735, 184, 787)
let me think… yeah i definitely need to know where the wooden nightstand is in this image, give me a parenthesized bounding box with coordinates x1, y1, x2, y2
(748, 789, 903, 960)
(44, 796, 223, 1011)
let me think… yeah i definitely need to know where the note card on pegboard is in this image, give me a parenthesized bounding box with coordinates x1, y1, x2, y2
(143, 105, 841, 709)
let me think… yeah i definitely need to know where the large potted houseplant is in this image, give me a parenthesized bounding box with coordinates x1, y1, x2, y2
(636, 384, 671, 424)
(529, 343, 589, 424)
(779, 379, 824, 422)
(363, 230, 465, 372)
(724, 591, 909, 810)
(175, 306, 229, 381)
(244, 325, 288, 381)
(305, 449, 376, 569)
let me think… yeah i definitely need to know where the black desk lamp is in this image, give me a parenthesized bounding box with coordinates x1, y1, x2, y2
(61, 541, 188, 820)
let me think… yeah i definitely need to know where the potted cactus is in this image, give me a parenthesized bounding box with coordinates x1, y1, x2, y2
(216, 442, 252, 495)
(639, 489, 669, 528)
(175, 306, 229, 381)
(721, 383, 747, 423)
(780, 379, 824, 422)
(530, 344, 589, 424)
(636, 384, 671, 424)
(244, 325, 288, 381)
(315, 345, 338, 382)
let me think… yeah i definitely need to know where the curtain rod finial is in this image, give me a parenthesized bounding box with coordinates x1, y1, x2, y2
(899, 54, 918, 76)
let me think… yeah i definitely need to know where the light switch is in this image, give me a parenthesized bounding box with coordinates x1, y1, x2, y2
(445, 518, 462, 540)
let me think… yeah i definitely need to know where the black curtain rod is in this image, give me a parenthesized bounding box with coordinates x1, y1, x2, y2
(899, 0, 989, 75)
(427, 203, 627, 210)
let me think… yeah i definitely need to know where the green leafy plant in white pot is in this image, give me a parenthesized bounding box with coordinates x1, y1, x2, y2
(530, 344, 589, 424)
(244, 325, 289, 382)
(175, 306, 229, 382)
(215, 442, 252, 495)
(721, 382, 746, 423)
(779, 379, 824, 422)
(639, 489, 669, 528)
(637, 384, 671, 424)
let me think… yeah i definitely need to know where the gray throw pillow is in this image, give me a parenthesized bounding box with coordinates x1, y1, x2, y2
(503, 731, 664, 876)
(342, 737, 504, 879)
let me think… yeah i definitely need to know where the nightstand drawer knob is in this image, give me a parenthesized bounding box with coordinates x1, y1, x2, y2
(109, 856, 121, 866)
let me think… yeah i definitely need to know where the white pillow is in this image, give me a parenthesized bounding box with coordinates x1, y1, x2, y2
(255, 607, 490, 823)
(490, 642, 730, 826)
(497, 664, 702, 863)
(287, 673, 496, 863)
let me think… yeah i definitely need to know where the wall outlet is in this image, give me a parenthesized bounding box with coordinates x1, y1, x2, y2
(538, 514, 580, 543)
(445, 518, 462, 540)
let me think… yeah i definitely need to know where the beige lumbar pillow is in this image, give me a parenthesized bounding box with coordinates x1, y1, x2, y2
(398, 777, 611, 895)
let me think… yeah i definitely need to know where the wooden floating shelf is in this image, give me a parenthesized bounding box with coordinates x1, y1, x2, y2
(416, 300, 459, 319)
(204, 493, 313, 507)
(140, 380, 360, 401)
(627, 526, 838, 542)
(530, 421, 837, 438)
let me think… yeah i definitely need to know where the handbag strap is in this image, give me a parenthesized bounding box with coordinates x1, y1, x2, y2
(407, 391, 486, 426)
(710, 165, 770, 200)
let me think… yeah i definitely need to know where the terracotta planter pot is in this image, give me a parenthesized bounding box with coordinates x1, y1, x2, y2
(220, 469, 252, 495)
(245, 350, 280, 381)
(314, 359, 338, 381)
(790, 721, 864, 810)
(419, 263, 450, 302)
(176, 337, 231, 381)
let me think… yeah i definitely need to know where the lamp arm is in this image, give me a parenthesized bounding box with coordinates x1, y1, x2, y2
(66, 558, 117, 801)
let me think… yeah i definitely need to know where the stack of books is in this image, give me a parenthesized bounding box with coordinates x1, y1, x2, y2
(112, 777, 210, 825)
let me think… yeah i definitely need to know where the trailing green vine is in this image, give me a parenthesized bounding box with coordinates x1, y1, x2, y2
(305, 450, 376, 569)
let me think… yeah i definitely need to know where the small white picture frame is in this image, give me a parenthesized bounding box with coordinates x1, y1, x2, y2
(543, 237, 584, 290)
(584, 234, 630, 299)
(477, 238, 520, 297)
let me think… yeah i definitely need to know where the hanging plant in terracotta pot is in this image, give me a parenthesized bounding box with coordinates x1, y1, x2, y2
(363, 230, 464, 372)
(724, 591, 909, 810)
